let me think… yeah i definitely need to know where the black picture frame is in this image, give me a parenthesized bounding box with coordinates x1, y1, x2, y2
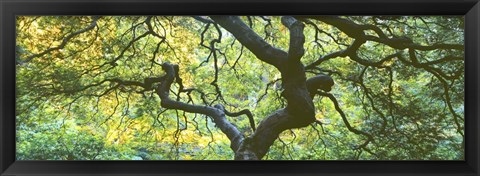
(1, 0, 479, 176)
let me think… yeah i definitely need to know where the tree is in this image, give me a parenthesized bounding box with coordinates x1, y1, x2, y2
(16, 16, 464, 160)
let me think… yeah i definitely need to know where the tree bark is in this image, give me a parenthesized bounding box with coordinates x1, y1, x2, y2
(210, 16, 316, 160)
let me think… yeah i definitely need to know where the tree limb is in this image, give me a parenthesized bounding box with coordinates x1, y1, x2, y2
(210, 16, 288, 68)
(217, 105, 256, 131)
(19, 16, 100, 65)
(282, 16, 305, 61)
(316, 91, 374, 149)
(155, 63, 244, 152)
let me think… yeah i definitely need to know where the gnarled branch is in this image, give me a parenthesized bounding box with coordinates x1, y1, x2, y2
(210, 16, 288, 68)
(216, 104, 256, 132)
(281, 16, 305, 61)
(155, 63, 244, 152)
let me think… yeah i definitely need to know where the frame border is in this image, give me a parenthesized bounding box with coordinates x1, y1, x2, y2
(1, 0, 479, 176)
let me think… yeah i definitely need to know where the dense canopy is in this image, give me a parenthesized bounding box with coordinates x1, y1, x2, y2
(16, 16, 464, 160)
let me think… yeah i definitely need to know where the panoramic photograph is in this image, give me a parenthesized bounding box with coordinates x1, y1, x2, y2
(15, 16, 464, 160)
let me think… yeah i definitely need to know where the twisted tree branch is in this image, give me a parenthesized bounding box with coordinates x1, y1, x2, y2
(210, 16, 288, 68)
(155, 63, 244, 152)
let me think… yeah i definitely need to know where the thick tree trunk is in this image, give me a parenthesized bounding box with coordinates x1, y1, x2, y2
(234, 62, 316, 160)
(153, 16, 325, 160)
(209, 16, 316, 160)
(154, 61, 317, 160)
